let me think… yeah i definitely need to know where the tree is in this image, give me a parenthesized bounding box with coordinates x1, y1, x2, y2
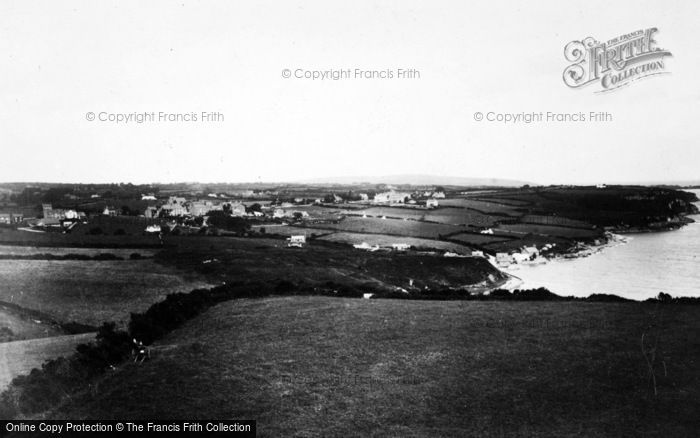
(206, 211, 250, 233)
(246, 203, 262, 213)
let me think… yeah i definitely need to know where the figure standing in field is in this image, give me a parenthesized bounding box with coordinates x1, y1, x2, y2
(132, 338, 150, 363)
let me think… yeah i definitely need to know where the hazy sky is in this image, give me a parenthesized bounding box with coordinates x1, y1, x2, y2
(1, 1, 698, 185)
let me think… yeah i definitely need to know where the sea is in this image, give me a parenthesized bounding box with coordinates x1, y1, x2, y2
(505, 189, 700, 300)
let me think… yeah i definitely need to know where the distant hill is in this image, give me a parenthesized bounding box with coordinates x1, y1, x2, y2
(297, 174, 532, 187)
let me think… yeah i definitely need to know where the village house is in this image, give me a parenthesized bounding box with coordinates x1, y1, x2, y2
(189, 201, 223, 217)
(0, 213, 23, 224)
(103, 206, 118, 216)
(373, 190, 411, 204)
(160, 197, 188, 216)
(144, 206, 158, 218)
(287, 235, 306, 247)
(42, 203, 67, 219)
(426, 199, 439, 208)
(141, 194, 157, 201)
(229, 203, 246, 216)
(495, 253, 514, 267)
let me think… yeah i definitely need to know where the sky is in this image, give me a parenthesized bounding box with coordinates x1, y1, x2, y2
(0, 0, 698, 185)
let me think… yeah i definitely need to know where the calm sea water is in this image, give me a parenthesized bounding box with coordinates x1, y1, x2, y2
(507, 189, 700, 300)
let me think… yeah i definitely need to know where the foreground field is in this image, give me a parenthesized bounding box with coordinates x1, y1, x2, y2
(0, 257, 214, 328)
(46, 296, 700, 437)
(0, 333, 95, 390)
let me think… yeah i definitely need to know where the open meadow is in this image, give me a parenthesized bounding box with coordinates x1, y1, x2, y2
(44, 296, 700, 437)
(0, 254, 215, 329)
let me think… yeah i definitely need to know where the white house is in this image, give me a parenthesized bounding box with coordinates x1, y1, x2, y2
(426, 199, 439, 208)
(495, 253, 514, 267)
(229, 203, 246, 216)
(287, 235, 306, 247)
(373, 190, 411, 204)
(391, 243, 411, 251)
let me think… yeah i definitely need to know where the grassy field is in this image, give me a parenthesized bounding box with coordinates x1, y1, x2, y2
(445, 232, 515, 246)
(437, 199, 524, 216)
(154, 236, 504, 292)
(44, 296, 700, 437)
(497, 223, 603, 239)
(317, 232, 473, 253)
(0, 245, 157, 258)
(0, 308, 63, 342)
(0, 333, 96, 390)
(353, 207, 502, 227)
(0, 228, 163, 248)
(319, 217, 465, 239)
(0, 258, 214, 328)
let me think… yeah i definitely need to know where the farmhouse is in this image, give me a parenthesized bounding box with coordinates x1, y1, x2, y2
(391, 243, 411, 251)
(42, 203, 67, 219)
(353, 242, 379, 251)
(144, 206, 158, 218)
(287, 235, 306, 248)
(160, 197, 188, 216)
(496, 253, 514, 267)
(374, 190, 411, 204)
(189, 201, 223, 217)
(0, 213, 23, 224)
(229, 203, 246, 216)
(426, 199, 439, 208)
(103, 206, 118, 216)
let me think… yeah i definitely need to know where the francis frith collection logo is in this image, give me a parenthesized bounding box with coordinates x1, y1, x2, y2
(563, 28, 672, 92)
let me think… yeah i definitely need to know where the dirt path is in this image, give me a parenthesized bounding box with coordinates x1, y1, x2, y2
(0, 332, 96, 390)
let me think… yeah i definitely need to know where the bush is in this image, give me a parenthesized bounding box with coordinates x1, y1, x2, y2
(275, 280, 296, 294)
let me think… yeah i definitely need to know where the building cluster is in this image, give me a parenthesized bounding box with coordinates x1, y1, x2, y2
(371, 189, 444, 208)
(144, 197, 247, 218)
(494, 245, 552, 268)
(0, 213, 23, 224)
(40, 203, 86, 227)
